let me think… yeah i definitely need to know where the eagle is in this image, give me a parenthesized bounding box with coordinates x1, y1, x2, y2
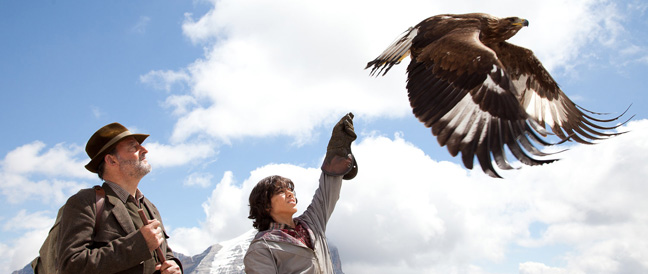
(366, 13, 630, 178)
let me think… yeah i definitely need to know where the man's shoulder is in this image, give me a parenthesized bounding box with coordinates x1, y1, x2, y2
(64, 185, 105, 205)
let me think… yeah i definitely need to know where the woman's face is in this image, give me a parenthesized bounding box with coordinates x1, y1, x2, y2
(269, 187, 298, 217)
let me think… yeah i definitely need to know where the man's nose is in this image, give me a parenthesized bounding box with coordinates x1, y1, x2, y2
(139, 145, 148, 153)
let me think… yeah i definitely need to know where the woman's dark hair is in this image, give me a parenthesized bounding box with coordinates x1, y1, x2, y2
(248, 175, 296, 231)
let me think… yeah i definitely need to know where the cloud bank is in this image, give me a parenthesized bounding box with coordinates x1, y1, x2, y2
(169, 120, 648, 273)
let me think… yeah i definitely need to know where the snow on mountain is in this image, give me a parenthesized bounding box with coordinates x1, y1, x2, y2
(188, 229, 255, 274)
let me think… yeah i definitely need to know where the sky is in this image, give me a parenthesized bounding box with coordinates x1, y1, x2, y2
(1, 0, 647, 273)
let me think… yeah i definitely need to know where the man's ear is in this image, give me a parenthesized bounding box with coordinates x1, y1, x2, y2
(104, 154, 118, 166)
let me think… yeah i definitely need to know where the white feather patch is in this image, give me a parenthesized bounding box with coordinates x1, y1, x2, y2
(482, 66, 507, 95)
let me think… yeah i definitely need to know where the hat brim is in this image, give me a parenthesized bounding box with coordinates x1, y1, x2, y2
(85, 133, 149, 173)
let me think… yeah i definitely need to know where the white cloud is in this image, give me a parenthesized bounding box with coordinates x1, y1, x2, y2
(520, 262, 571, 274)
(166, 226, 215, 256)
(3, 210, 54, 232)
(0, 141, 91, 205)
(170, 119, 648, 273)
(2, 141, 88, 177)
(183, 172, 214, 188)
(0, 142, 102, 272)
(163, 95, 199, 116)
(145, 141, 217, 168)
(140, 69, 191, 93)
(0, 210, 55, 273)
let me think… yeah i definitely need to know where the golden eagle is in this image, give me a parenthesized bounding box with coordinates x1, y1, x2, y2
(366, 13, 630, 178)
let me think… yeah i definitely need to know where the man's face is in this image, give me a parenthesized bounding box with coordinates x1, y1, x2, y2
(114, 137, 151, 178)
(269, 187, 298, 217)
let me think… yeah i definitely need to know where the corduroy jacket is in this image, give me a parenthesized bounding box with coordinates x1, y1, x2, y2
(56, 182, 181, 274)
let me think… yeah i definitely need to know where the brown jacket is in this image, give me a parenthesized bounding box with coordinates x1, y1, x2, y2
(56, 183, 180, 274)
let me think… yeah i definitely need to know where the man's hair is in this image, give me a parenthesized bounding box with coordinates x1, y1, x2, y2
(248, 175, 296, 231)
(96, 147, 117, 180)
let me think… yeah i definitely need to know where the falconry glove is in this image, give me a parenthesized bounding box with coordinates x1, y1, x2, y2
(321, 112, 358, 180)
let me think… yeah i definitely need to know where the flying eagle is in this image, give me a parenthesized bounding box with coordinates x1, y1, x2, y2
(366, 13, 630, 178)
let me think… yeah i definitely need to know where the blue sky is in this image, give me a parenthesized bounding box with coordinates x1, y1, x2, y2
(1, 0, 648, 273)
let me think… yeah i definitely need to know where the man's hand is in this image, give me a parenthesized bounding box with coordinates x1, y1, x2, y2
(141, 219, 164, 251)
(321, 112, 358, 179)
(156, 260, 182, 274)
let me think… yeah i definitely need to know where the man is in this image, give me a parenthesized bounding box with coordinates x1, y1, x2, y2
(56, 122, 182, 274)
(244, 113, 358, 273)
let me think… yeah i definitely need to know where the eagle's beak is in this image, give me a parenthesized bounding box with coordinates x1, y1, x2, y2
(513, 18, 529, 27)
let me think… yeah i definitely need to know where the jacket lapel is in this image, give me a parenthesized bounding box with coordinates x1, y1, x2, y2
(142, 197, 161, 220)
(104, 188, 137, 234)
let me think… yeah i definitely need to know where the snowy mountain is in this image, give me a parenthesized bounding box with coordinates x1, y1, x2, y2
(184, 229, 255, 274)
(11, 264, 32, 274)
(15, 229, 345, 274)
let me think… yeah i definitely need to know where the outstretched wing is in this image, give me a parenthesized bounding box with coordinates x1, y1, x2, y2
(406, 22, 557, 178)
(495, 42, 630, 144)
(366, 27, 417, 76)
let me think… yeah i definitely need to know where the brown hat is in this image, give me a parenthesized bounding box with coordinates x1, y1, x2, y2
(85, 122, 149, 173)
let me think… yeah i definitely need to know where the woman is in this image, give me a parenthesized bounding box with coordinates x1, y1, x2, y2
(244, 113, 357, 273)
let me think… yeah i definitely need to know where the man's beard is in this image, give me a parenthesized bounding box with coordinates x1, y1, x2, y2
(118, 156, 151, 178)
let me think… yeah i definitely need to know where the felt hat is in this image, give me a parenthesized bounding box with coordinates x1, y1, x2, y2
(85, 122, 149, 173)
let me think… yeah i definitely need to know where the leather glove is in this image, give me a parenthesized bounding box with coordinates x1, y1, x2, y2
(321, 112, 358, 180)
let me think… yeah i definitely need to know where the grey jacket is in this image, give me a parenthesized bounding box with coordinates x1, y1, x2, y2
(244, 173, 343, 273)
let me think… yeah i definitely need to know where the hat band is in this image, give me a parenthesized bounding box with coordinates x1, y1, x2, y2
(97, 130, 134, 156)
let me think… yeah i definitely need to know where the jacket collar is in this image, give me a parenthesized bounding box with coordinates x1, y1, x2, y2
(102, 182, 137, 234)
(104, 180, 145, 205)
(255, 217, 315, 249)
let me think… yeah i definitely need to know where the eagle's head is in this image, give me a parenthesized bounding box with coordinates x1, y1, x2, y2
(500, 17, 529, 39)
(482, 16, 529, 43)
